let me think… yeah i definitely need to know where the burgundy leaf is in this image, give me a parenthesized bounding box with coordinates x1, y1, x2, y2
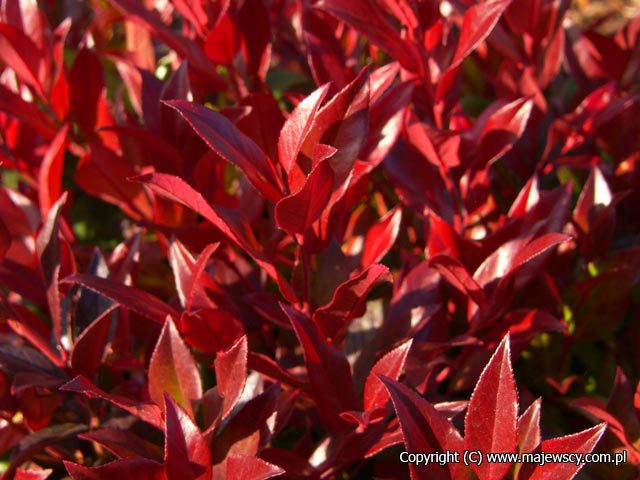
(524, 424, 606, 480)
(70, 305, 117, 378)
(37, 125, 68, 217)
(281, 303, 356, 428)
(64, 459, 166, 480)
(69, 48, 104, 134)
(361, 206, 402, 267)
(518, 398, 541, 453)
(429, 255, 488, 308)
(313, 264, 390, 340)
(163, 100, 283, 201)
(226, 455, 284, 480)
(449, 0, 512, 71)
(164, 395, 211, 480)
(301, 68, 370, 189)
(61, 273, 178, 324)
(79, 428, 163, 461)
(475, 97, 534, 167)
(60, 376, 164, 429)
(380, 377, 466, 480)
(318, 0, 421, 72)
(464, 335, 518, 480)
(0, 215, 9, 262)
(0, 23, 44, 95)
(36, 193, 67, 347)
(274, 161, 334, 234)
(149, 319, 202, 417)
(363, 340, 412, 411)
(278, 83, 330, 174)
(180, 309, 244, 355)
(214, 335, 248, 420)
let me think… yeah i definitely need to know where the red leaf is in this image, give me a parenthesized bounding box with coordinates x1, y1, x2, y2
(69, 48, 104, 134)
(184, 243, 220, 311)
(278, 83, 331, 174)
(302, 8, 350, 89)
(132, 172, 296, 300)
(64, 459, 166, 480)
(180, 309, 244, 355)
(37, 125, 68, 217)
(476, 97, 533, 167)
(363, 340, 412, 411)
(524, 424, 606, 480)
(281, 303, 356, 428)
(149, 319, 202, 417)
(0, 23, 44, 95)
(450, 0, 512, 71)
(70, 305, 117, 378)
(214, 335, 248, 420)
(518, 398, 541, 453)
(164, 395, 212, 480)
(204, 12, 240, 65)
(36, 193, 67, 347)
(61, 273, 178, 324)
(60, 375, 164, 429)
(226, 455, 284, 480)
(238, 0, 272, 80)
(79, 428, 163, 461)
(164, 100, 283, 202)
(301, 68, 370, 188)
(15, 468, 52, 480)
(574, 167, 613, 230)
(168, 240, 219, 310)
(131, 173, 250, 252)
(318, 0, 421, 72)
(429, 255, 488, 308)
(247, 352, 308, 391)
(313, 264, 390, 340)
(464, 335, 518, 480)
(361, 206, 402, 267)
(380, 377, 465, 480)
(274, 161, 334, 234)
(0, 215, 9, 262)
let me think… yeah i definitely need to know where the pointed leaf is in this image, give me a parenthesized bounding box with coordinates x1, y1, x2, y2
(282, 304, 356, 428)
(525, 424, 606, 480)
(518, 398, 541, 453)
(214, 335, 248, 420)
(364, 340, 412, 411)
(64, 459, 165, 480)
(164, 395, 211, 480)
(275, 160, 334, 234)
(429, 255, 488, 308)
(61, 274, 178, 323)
(38, 125, 68, 217)
(36, 193, 67, 346)
(226, 455, 284, 480)
(313, 264, 390, 340)
(464, 335, 518, 480)
(279, 84, 330, 174)
(60, 376, 164, 429)
(164, 100, 282, 201)
(380, 377, 465, 480)
(450, 0, 512, 70)
(149, 319, 202, 417)
(180, 309, 244, 355)
(79, 428, 163, 461)
(361, 206, 402, 267)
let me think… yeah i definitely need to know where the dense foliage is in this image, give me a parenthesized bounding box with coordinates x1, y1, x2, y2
(0, 0, 638, 478)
